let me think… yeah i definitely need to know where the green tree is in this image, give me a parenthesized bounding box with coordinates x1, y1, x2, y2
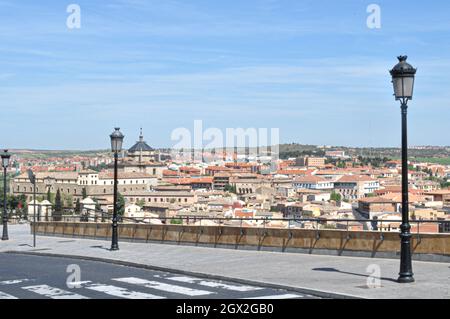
(337, 161, 346, 168)
(54, 189, 63, 221)
(330, 192, 342, 202)
(117, 193, 125, 216)
(7, 195, 19, 213)
(46, 189, 55, 204)
(441, 181, 450, 189)
(224, 184, 237, 194)
(170, 218, 183, 225)
(136, 199, 146, 208)
(59, 193, 73, 208)
(82, 187, 87, 199)
(75, 198, 81, 214)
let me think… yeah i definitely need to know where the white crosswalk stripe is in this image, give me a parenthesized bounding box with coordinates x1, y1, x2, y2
(113, 277, 214, 297)
(84, 283, 165, 299)
(243, 293, 302, 299)
(166, 276, 263, 292)
(0, 276, 314, 299)
(21, 285, 89, 299)
(0, 279, 31, 285)
(0, 291, 18, 299)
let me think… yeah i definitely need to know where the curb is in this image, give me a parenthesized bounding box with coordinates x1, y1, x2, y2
(5, 250, 362, 299)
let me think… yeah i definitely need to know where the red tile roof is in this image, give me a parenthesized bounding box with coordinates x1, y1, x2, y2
(294, 175, 327, 183)
(336, 175, 376, 183)
(165, 177, 213, 185)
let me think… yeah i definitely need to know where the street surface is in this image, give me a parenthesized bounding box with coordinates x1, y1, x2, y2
(0, 253, 318, 299)
(1, 225, 449, 299)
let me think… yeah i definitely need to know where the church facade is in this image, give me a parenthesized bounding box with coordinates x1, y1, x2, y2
(121, 129, 166, 178)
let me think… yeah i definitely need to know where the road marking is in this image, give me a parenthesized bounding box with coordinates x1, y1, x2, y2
(243, 293, 302, 299)
(0, 291, 18, 299)
(113, 277, 214, 297)
(166, 276, 263, 292)
(85, 283, 165, 299)
(21, 285, 89, 299)
(0, 279, 31, 285)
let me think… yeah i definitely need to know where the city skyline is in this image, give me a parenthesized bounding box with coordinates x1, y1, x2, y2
(1, 0, 450, 150)
(5, 141, 450, 153)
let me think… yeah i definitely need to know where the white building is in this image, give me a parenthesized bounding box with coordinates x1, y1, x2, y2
(293, 176, 334, 190)
(81, 197, 96, 211)
(27, 200, 53, 221)
(334, 175, 380, 200)
(124, 204, 145, 218)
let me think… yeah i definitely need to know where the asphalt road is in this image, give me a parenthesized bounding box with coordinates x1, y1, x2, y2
(0, 253, 319, 299)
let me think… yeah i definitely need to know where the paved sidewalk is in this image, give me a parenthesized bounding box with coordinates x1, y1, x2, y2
(1, 225, 449, 299)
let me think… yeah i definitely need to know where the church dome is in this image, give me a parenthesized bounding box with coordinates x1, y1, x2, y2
(128, 128, 154, 153)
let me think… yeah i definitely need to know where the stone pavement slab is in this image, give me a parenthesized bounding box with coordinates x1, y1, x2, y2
(1, 225, 449, 299)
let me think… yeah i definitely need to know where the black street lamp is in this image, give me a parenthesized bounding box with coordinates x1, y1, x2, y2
(28, 169, 37, 247)
(390, 55, 417, 283)
(110, 127, 124, 251)
(1, 150, 11, 241)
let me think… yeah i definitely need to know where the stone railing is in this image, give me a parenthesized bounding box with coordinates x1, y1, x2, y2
(31, 222, 450, 262)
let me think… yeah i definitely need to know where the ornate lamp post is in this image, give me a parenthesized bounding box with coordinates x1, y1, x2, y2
(27, 169, 37, 247)
(110, 128, 124, 251)
(1, 150, 11, 241)
(390, 55, 416, 283)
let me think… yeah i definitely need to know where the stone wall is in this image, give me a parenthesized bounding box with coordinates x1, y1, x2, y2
(31, 222, 450, 262)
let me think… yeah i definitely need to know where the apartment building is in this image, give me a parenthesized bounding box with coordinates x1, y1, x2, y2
(124, 190, 197, 205)
(333, 175, 380, 200)
(296, 156, 326, 168)
(293, 175, 334, 190)
(11, 170, 158, 203)
(230, 177, 271, 195)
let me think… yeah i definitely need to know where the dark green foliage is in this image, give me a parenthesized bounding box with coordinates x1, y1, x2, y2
(117, 193, 125, 216)
(224, 184, 237, 194)
(75, 198, 81, 214)
(54, 189, 63, 221)
(330, 192, 342, 202)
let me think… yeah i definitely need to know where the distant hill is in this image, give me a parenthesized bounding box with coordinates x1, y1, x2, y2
(8, 144, 450, 163)
(9, 149, 109, 159)
(278, 144, 450, 161)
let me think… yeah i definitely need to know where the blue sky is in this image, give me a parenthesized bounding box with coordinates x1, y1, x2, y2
(1, 0, 450, 150)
